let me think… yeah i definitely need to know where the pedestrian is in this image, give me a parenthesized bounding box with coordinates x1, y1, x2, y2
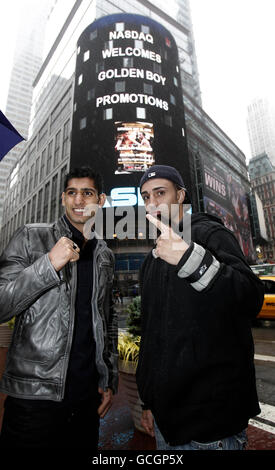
(136, 164, 264, 451)
(0, 167, 118, 449)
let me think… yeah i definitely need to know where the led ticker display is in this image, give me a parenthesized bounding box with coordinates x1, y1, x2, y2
(70, 13, 190, 197)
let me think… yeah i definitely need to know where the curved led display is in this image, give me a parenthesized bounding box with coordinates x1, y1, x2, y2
(70, 13, 190, 197)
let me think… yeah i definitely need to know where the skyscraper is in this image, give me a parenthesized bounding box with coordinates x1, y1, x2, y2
(247, 97, 275, 165)
(248, 153, 275, 261)
(0, 0, 53, 226)
(0, 0, 256, 267)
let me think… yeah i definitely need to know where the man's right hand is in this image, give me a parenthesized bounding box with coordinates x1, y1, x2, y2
(141, 409, 155, 437)
(48, 237, 80, 272)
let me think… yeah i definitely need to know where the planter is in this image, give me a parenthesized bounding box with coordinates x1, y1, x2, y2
(118, 359, 147, 434)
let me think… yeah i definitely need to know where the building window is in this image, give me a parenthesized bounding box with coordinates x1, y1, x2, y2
(153, 63, 161, 74)
(141, 25, 150, 34)
(104, 40, 113, 50)
(164, 115, 173, 127)
(83, 50, 90, 62)
(37, 121, 48, 150)
(43, 182, 50, 222)
(47, 140, 53, 175)
(54, 131, 61, 168)
(50, 174, 58, 222)
(59, 165, 67, 216)
(135, 40, 143, 49)
(77, 46, 81, 54)
(123, 58, 133, 68)
(144, 83, 153, 94)
(40, 149, 46, 181)
(90, 30, 97, 40)
(17, 209, 21, 228)
(170, 94, 176, 105)
(115, 81, 125, 92)
(37, 188, 43, 222)
(103, 108, 113, 120)
(174, 76, 178, 87)
(87, 89, 95, 100)
(21, 205, 26, 225)
(78, 74, 83, 85)
(34, 156, 40, 188)
(31, 194, 37, 223)
(21, 175, 25, 199)
(26, 200, 31, 223)
(80, 117, 87, 130)
(29, 163, 34, 194)
(137, 107, 146, 119)
(96, 62, 104, 73)
(115, 23, 124, 32)
(24, 171, 29, 199)
(62, 120, 70, 158)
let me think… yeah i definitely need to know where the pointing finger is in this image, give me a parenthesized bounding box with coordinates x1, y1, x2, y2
(146, 214, 169, 234)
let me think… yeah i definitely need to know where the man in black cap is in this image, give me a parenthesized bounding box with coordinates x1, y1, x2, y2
(136, 164, 264, 450)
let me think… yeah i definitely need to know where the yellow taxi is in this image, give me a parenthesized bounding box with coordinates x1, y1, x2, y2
(257, 276, 275, 320)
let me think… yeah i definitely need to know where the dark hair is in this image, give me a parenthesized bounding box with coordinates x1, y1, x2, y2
(64, 167, 104, 194)
(173, 183, 191, 204)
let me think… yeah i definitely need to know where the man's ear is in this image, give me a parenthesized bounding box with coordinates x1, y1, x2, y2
(177, 189, 185, 204)
(98, 193, 106, 208)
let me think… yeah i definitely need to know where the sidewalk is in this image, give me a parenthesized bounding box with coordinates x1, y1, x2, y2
(99, 376, 275, 451)
(2, 345, 275, 451)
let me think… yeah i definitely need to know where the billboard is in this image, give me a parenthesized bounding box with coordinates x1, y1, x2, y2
(202, 157, 255, 259)
(114, 121, 154, 173)
(70, 13, 190, 199)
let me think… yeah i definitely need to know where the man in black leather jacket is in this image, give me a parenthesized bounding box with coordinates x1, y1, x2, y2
(0, 167, 118, 449)
(136, 165, 264, 451)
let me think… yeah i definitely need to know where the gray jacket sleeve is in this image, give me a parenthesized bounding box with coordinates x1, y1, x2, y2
(0, 226, 61, 324)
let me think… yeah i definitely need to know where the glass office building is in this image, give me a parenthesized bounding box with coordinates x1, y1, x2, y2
(0, 0, 257, 294)
(0, 0, 52, 228)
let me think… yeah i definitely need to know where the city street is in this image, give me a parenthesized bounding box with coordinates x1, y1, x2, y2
(250, 322, 275, 445)
(0, 316, 275, 452)
(97, 319, 275, 452)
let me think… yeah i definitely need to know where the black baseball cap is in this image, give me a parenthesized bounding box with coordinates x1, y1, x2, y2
(140, 165, 190, 202)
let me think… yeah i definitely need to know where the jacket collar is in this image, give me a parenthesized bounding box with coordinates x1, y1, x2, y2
(54, 215, 107, 250)
(54, 215, 72, 238)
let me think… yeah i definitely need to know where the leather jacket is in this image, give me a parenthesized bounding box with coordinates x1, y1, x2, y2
(0, 216, 118, 401)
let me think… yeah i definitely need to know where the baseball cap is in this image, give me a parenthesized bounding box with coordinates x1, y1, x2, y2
(140, 165, 190, 202)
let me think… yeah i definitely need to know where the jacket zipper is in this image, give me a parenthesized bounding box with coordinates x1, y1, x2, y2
(59, 261, 77, 400)
(91, 242, 110, 391)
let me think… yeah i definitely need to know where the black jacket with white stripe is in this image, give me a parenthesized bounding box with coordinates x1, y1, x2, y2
(136, 212, 264, 446)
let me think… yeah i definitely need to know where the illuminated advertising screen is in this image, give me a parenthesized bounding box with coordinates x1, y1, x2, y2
(115, 121, 154, 173)
(202, 156, 254, 259)
(70, 13, 190, 202)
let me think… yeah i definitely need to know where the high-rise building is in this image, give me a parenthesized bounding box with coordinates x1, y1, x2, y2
(0, 0, 257, 283)
(247, 97, 275, 165)
(0, 0, 53, 227)
(248, 153, 275, 261)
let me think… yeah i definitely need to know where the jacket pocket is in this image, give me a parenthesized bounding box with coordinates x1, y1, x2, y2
(99, 262, 113, 283)
(10, 305, 58, 364)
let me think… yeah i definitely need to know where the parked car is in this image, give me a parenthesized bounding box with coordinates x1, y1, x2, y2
(251, 264, 275, 276)
(257, 276, 275, 320)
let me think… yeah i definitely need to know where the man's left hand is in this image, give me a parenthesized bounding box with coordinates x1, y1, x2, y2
(98, 387, 113, 418)
(147, 214, 189, 265)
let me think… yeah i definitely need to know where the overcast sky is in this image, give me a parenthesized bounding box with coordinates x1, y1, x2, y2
(189, 0, 275, 160)
(0, 0, 274, 161)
